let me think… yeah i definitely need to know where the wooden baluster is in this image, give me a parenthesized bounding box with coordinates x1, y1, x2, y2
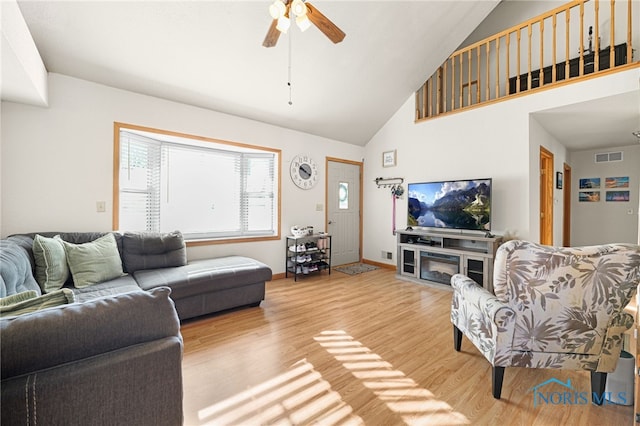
(437, 66, 442, 115)
(610, 0, 615, 68)
(443, 60, 448, 113)
(627, 0, 632, 65)
(458, 54, 463, 110)
(565, 9, 570, 80)
(552, 13, 557, 83)
(476, 47, 481, 103)
(517, 29, 521, 92)
(423, 80, 428, 118)
(595, 0, 600, 71)
(504, 32, 510, 98)
(415, 91, 419, 120)
(467, 49, 472, 106)
(497, 37, 501, 97)
(451, 56, 456, 111)
(579, 1, 585, 76)
(486, 42, 490, 100)
(427, 77, 432, 118)
(540, 20, 545, 87)
(528, 24, 532, 89)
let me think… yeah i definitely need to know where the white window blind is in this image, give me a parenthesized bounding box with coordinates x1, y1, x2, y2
(118, 129, 278, 240)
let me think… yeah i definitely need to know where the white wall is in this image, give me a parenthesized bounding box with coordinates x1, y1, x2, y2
(0, 73, 364, 273)
(569, 144, 640, 246)
(363, 68, 640, 266)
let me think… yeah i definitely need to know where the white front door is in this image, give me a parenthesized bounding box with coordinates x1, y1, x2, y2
(327, 159, 361, 266)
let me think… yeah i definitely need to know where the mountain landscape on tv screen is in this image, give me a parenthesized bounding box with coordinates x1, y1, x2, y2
(408, 181, 491, 230)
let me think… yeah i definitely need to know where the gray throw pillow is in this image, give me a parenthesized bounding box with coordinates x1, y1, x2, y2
(33, 234, 69, 293)
(62, 233, 124, 288)
(122, 231, 187, 272)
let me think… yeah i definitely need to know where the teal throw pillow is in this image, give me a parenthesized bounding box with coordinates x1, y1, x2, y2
(62, 233, 124, 288)
(33, 234, 69, 293)
(0, 289, 74, 317)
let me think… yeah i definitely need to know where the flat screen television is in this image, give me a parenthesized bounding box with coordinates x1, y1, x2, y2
(407, 178, 492, 232)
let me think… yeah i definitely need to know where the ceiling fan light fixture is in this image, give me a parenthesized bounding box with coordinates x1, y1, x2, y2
(276, 14, 291, 33)
(291, 0, 307, 17)
(296, 14, 311, 32)
(269, 0, 286, 19)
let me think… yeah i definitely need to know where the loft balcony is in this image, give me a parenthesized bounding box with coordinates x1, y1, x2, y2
(415, 0, 639, 121)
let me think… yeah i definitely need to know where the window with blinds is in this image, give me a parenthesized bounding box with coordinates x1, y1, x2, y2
(117, 126, 279, 241)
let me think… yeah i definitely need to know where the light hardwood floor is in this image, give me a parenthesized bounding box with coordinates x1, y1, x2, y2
(181, 268, 633, 425)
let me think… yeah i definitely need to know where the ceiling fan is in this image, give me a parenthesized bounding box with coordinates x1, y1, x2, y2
(263, 0, 346, 48)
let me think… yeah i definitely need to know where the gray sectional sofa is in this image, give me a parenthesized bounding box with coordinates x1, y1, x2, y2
(2, 231, 273, 320)
(0, 230, 273, 425)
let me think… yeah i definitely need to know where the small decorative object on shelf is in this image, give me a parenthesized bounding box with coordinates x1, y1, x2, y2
(285, 233, 332, 281)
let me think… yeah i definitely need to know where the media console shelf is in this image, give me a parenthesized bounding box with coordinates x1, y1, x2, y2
(396, 229, 501, 293)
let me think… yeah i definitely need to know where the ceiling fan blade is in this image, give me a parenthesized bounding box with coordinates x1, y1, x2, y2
(263, 19, 281, 48)
(306, 2, 345, 44)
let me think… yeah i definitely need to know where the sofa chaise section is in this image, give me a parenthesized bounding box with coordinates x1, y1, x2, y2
(134, 256, 272, 320)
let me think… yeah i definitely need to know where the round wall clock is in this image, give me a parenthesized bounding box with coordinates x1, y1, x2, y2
(290, 154, 319, 189)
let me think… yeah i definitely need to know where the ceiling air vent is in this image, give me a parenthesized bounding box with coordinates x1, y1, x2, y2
(595, 151, 623, 163)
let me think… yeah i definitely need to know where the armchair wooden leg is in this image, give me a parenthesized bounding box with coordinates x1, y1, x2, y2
(492, 366, 505, 399)
(453, 325, 462, 351)
(590, 371, 607, 405)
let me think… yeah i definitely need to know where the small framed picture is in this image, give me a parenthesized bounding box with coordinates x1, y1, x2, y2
(579, 177, 600, 189)
(606, 191, 630, 202)
(556, 172, 563, 189)
(382, 150, 397, 168)
(605, 176, 629, 188)
(579, 191, 600, 202)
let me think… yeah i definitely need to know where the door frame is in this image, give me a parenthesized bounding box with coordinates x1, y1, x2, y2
(562, 162, 572, 246)
(326, 157, 363, 262)
(540, 146, 554, 245)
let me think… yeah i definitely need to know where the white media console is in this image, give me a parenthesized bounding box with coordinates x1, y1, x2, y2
(396, 229, 501, 293)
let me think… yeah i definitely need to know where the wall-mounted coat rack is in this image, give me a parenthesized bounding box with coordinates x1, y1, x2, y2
(374, 177, 404, 188)
(375, 177, 405, 198)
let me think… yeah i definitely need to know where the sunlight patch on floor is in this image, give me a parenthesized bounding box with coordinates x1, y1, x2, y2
(315, 330, 470, 425)
(197, 358, 363, 425)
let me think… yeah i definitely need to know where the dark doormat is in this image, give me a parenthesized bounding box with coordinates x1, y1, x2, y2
(334, 263, 379, 275)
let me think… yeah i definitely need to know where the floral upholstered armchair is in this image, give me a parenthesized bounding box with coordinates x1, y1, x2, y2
(451, 240, 640, 404)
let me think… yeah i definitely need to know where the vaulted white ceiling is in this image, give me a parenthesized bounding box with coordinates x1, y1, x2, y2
(7, 0, 501, 146)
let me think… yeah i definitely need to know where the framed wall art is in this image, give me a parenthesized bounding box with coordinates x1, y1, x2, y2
(556, 172, 563, 189)
(579, 177, 600, 189)
(382, 150, 397, 168)
(579, 191, 600, 202)
(605, 176, 629, 188)
(606, 191, 630, 202)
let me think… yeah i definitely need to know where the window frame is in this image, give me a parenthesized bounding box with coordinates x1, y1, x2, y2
(113, 122, 281, 245)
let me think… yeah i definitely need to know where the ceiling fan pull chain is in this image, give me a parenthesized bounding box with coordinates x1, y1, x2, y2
(288, 30, 293, 105)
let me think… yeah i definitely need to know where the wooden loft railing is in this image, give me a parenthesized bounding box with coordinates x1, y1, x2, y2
(415, 0, 638, 122)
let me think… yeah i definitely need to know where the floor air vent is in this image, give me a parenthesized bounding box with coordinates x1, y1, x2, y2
(595, 151, 623, 163)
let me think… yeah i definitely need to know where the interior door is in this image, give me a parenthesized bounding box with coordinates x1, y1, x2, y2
(327, 159, 362, 266)
(540, 147, 554, 245)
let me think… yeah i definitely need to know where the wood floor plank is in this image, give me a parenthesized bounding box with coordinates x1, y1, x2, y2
(181, 269, 633, 425)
